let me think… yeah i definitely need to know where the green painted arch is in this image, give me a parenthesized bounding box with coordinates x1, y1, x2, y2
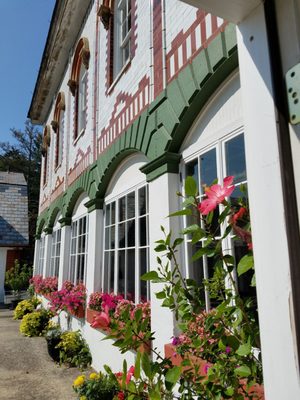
(36, 217, 46, 236)
(64, 186, 87, 218)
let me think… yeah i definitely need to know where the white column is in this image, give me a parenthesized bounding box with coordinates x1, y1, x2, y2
(33, 239, 40, 276)
(85, 209, 103, 298)
(43, 234, 52, 278)
(58, 225, 71, 289)
(237, 5, 300, 398)
(148, 172, 182, 355)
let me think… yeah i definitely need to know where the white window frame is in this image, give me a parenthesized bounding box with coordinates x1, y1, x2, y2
(113, 0, 131, 78)
(181, 129, 249, 311)
(49, 228, 61, 277)
(102, 183, 149, 303)
(37, 236, 46, 276)
(69, 215, 88, 285)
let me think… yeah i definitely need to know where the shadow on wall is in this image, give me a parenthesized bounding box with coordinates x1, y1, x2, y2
(0, 217, 28, 247)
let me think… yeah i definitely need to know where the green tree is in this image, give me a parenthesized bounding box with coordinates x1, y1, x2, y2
(0, 119, 42, 249)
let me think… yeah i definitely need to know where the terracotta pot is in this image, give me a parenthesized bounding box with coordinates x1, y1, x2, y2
(164, 344, 264, 399)
(69, 304, 85, 319)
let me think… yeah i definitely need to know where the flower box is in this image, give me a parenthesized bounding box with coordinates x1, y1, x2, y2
(68, 304, 85, 319)
(164, 344, 264, 399)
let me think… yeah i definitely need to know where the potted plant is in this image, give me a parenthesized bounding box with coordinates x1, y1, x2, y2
(45, 326, 62, 362)
(5, 260, 32, 308)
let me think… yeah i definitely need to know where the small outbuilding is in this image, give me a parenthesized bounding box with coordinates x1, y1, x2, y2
(0, 171, 29, 302)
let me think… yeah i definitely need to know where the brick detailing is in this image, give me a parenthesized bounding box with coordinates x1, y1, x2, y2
(166, 11, 226, 83)
(153, 0, 163, 98)
(105, 0, 137, 91)
(40, 194, 50, 213)
(98, 76, 150, 155)
(67, 146, 92, 186)
(0, 182, 29, 246)
(51, 176, 65, 202)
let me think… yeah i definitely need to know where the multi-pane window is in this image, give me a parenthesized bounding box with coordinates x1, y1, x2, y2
(113, 0, 131, 78)
(55, 111, 64, 168)
(69, 216, 88, 284)
(77, 65, 87, 136)
(103, 185, 149, 302)
(50, 229, 61, 277)
(37, 236, 46, 276)
(183, 132, 252, 310)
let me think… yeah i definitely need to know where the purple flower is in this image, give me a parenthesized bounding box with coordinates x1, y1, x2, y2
(204, 363, 210, 374)
(226, 346, 231, 354)
(171, 336, 181, 346)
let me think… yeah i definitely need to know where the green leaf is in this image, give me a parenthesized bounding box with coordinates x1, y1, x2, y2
(155, 291, 166, 299)
(134, 351, 141, 379)
(192, 246, 215, 261)
(251, 273, 256, 287)
(237, 254, 254, 276)
(182, 196, 195, 208)
(236, 342, 251, 356)
(141, 271, 159, 280)
(149, 389, 162, 400)
(154, 244, 167, 252)
(234, 365, 251, 377)
(185, 176, 198, 197)
(165, 366, 181, 384)
(181, 224, 202, 235)
(173, 238, 184, 247)
(168, 209, 192, 217)
(141, 352, 151, 379)
(225, 387, 235, 396)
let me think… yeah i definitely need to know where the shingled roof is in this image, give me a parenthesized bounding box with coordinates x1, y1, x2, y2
(0, 172, 29, 247)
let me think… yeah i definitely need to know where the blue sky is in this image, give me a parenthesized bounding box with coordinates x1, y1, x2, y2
(0, 0, 55, 144)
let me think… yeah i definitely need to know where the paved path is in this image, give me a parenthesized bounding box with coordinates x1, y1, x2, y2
(0, 308, 86, 400)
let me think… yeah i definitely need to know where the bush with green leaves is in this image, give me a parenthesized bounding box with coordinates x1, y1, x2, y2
(13, 297, 40, 320)
(56, 330, 92, 369)
(101, 176, 263, 400)
(73, 371, 119, 400)
(5, 260, 32, 294)
(19, 308, 53, 337)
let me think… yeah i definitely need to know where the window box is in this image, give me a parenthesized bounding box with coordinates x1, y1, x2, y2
(164, 344, 264, 399)
(68, 304, 85, 319)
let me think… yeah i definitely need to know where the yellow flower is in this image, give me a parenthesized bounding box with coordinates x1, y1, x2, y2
(80, 397, 87, 400)
(73, 375, 85, 387)
(89, 372, 98, 380)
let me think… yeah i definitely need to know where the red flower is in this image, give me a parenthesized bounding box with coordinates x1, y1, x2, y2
(232, 206, 247, 223)
(126, 366, 135, 384)
(117, 392, 125, 400)
(198, 176, 235, 215)
(91, 312, 110, 328)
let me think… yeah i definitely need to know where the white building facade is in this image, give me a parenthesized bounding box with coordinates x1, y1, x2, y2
(29, 0, 300, 397)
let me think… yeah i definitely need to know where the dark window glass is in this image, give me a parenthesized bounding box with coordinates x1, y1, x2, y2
(186, 159, 199, 188)
(127, 192, 135, 219)
(109, 252, 115, 293)
(200, 148, 217, 194)
(119, 197, 126, 222)
(118, 250, 125, 297)
(138, 186, 146, 216)
(140, 248, 149, 302)
(118, 222, 126, 248)
(105, 204, 110, 225)
(127, 249, 135, 301)
(111, 202, 116, 224)
(127, 220, 135, 247)
(139, 216, 147, 246)
(225, 135, 246, 183)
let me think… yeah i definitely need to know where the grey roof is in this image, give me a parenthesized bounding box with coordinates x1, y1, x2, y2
(0, 172, 27, 186)
(0, 174, 29, 247)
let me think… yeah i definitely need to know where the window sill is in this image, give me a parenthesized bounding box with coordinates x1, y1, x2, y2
(73, 129, 85, 146)
(106, 59, 131, 95)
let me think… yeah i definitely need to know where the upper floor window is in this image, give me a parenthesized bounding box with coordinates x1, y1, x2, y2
(41, 125, 51, 186)
(103, 184, 149, 302)
(68, 38, 90, 141)
(51, 92, 65, 169)
(113, 0, 131, 78)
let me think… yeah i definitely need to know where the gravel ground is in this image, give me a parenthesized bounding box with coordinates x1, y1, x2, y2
(0, 308, 88, 400)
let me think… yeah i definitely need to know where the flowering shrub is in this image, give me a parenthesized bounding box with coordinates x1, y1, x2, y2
(56, 330, 92, 368)
(19, 308, 53, 337)
(30, 275, 58, 295)
(50, 281, 86, 315)
(88, 292, 123, 313)
(73, 371, 119, 400)
(13, 297, 41, 320)
(99, 176, 262, 400)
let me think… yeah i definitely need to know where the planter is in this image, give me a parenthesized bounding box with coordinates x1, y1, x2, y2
(68, 304, 85, 319)
(164, 344, 264, 399)
(46, 337, 61, 362)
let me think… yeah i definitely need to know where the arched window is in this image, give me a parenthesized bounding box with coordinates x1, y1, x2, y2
(41, 125, 51, 186)
(103, 154, 149, 302)
(68, 38, 90, 140)
(51, 92, 65, 169)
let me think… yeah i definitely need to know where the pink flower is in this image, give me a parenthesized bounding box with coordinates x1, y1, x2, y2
(198, 176, 235, 215)
(232, 207, 247, 224)
(91, 312, 111, 328)
(126, 366, 135, 384)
